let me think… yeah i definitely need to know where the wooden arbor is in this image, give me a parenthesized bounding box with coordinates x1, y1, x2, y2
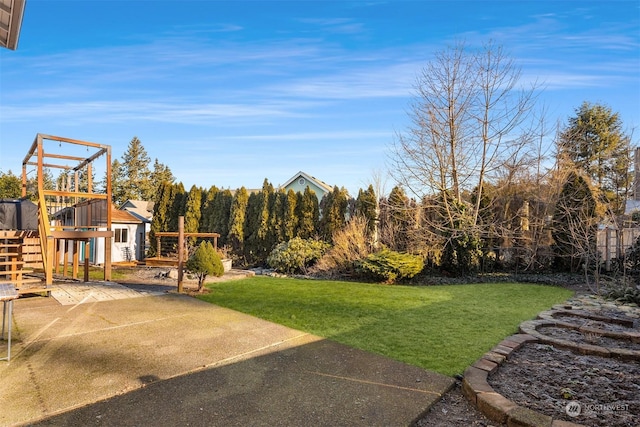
(21, 134, 114, 285)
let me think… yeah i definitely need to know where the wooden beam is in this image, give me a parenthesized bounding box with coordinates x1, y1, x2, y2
(21, 162, 27, 198)
(42, 190, 108, 199)
(106, 147, 112, 222)
(72, 241, 80, 279)
(84, 241, 90, 282)
(25, 161, 73, 170)
(45, 236, 54, 285)
(36, 136, 44, 200)
(74, 148, 108, 172)
(62, 240, 69, 277)
(38, 133, 107, 150)
(21, 134, 39, 166)
(87, 163, 93, 193)
(155, 232, 221, 238)
(55, 239, 61, 274)
(41, 152, 88, 162)
(105, 233, 111, 281)
(51, 230, 113, 239)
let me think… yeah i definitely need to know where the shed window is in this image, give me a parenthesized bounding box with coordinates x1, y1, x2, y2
(115, 228, 128, 243)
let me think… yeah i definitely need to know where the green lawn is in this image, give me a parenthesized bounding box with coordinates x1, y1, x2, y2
(198, 277, 573, 376)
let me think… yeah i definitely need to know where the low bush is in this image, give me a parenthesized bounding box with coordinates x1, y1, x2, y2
(355, 248, 424, 284)
(267, 237, 330, 274)
(311, 215, 372, 277)
(186, 241, 224, 291)
(605, 283, 640, 305)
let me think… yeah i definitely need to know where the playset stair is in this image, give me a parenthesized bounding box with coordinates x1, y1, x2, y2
(0, 230, 49, 294)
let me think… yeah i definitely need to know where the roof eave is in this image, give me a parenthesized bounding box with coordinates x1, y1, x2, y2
(1, 0, 26, 50)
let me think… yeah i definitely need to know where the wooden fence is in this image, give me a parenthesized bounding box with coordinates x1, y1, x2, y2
(597, 227, 640, 271)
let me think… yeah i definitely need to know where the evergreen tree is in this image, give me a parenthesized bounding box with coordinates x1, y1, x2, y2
(558, 102, 632, 214)
(243, 190, 262, 264)
(319, 186, 349, 243)
(269, 189, 287, 244)
(355, 184, 378, 237)
(184, 185, 203, 246)
(150, 158, 175, 196)
(24, 167, 55, 200)
(318, 190, 334, 240)
(552, 171, 600, 272)
(384, 185, 412, 251)
(0, 170, 21, 198)
(54, 168, 93, 195)
(200, 185, 219, 233)
(228, 187, 248, 255)
(186, 241, 224, 292)
(257, 179, 274, 243)
(56, 170, 68, 191)
(212, 189, 233, 247)
(110, 159, 128, 205)
(168, 182, 186, 233)
(296, 187, 319, 239)
(77, 167, 95, 193)
(282, 189, 299, 241)
(111, 137, 152, 205)
(240, 180, 277, 265)
(0, 167, 52, 200)
(149, 181, 173, 256)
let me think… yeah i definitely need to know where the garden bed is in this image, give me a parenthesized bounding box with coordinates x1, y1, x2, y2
(489, 343, 639, 426)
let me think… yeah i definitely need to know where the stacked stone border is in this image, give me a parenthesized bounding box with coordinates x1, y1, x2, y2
(521, 309, 640, 361)
(462, 305, 639, 427)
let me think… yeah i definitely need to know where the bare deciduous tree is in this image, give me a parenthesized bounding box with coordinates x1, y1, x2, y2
(390, 41, 543, 271)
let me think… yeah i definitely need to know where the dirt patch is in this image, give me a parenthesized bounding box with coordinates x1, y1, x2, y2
(414, 380, 499, 426)
(114, 266, 253, 291)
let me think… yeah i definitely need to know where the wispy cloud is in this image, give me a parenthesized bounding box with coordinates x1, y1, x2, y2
(296, 17, 367, 35)
(0, 99, 319, 125)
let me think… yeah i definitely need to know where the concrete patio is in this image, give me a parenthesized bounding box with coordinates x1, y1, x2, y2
(0, 283, 454, 426)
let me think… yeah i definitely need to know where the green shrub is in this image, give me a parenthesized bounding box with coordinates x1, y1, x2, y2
(186, 241, 224, 291)
(356, 248, 424, 284)
(605, 283, 640, 305)
(311, 215, 372, 278)
(267, 237, 330, 274)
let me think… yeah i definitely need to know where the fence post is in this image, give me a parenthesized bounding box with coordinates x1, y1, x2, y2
(605, 227, 611, 272)
(177, 216, 184, 293)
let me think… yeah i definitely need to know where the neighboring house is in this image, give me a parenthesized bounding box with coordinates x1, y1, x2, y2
(280, 171, 333, 201)
(120, 199, 153, 256)
(52, 205, 147, 264)
(120, 199, 154, 222)
(106, 209, 147, 263)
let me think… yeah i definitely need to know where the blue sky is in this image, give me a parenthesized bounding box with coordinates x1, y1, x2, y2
(1, 0, 638, 196)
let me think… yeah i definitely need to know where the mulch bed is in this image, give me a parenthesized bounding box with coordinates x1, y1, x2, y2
(551, 314, 637, 333)
(537, 326, 640, 351)
(488, 343, 639, 426)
